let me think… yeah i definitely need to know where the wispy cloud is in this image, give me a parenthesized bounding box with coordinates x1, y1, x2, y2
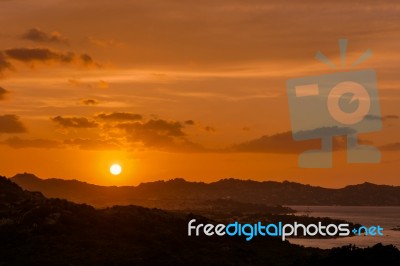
(51, 116, 98, 128)
(1, 137, 60, 149)
(21, 28, 68, 45)
(0, 87, 9, 100)
(96, 112, 142, 121)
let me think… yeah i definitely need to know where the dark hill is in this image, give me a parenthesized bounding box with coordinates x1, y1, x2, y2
(11, 173, 400, 208)
(1, 175, 399, 265)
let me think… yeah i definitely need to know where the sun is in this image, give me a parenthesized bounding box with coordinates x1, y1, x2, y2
(110, 164, 122, 175)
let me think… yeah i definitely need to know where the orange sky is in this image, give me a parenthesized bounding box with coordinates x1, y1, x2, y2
(0, 0, 399, 187)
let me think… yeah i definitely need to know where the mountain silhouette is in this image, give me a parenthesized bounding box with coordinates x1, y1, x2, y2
(1, 175, 400, 265)
(11, 173, 400, 208)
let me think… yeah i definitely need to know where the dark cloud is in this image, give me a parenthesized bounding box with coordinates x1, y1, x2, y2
(0, 114, 26, 133)
(293, 126, 357, 140)
(137, 119, 185, 136)
(0, 47, 98, 74)
(96, 112, 142, 121)
(21, 28, 68, 44)
(4, 48, 97, 66)
(51, 116, 98, 128)
(80, 53, 101, 67)
(5, 48, 74, 63)
(64, 138, 120, 150)
(0, 87, 9, 100)
(380, 142, 400, 151)
(1, 136, 120, 150)
(81, 99, 99, 105)
(117, 119, 203, 151)
(233, 131, 314, 153)
(384, 115, 400, 120)
(118, 119, 184, 137)
(1, 137, 60, 149)
(233, 127, 368, 153)
(0, 52, 13, 74)
(184, 120, 195, 125)
(80, 54, 94, 65)
(204, 126, 216, 132)
(44, 114, 205, 151)
(365, 114, 399, 121)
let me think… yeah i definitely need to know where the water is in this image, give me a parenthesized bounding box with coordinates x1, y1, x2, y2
(286, 206, 400, 249)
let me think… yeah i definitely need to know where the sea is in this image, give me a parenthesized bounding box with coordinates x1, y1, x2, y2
(286, 206, 400, 249)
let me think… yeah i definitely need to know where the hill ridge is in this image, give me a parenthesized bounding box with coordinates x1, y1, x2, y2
(9, 173, 400, 208)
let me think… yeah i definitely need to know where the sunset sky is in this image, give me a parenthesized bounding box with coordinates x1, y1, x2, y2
(0, 0, 399, 187)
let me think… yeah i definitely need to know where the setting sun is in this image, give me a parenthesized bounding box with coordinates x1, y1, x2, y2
(110, 164, 122, 175)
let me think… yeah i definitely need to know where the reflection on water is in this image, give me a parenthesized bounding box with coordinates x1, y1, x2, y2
(286, 206, 400, 249)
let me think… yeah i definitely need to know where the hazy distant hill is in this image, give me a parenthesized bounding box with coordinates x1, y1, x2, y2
(11, 173, 400, 208)
(1, 175, 400, 265)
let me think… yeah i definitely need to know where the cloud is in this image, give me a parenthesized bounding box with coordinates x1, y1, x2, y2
(204, 126, 216, 132)
(380, 142, 400, 151)
(292, 126, 357, 140)
(2, 0, 399, 72)
(232, 127, 367, 153)
(22, 0, 397, 70)
(43, 114, 205, 151)
(51, 116, 98, 128)
(0, 114, 26, 133)
(233, 131, 315, 153)
(0, 87, 9, 100)
(0, 46, 99, 74)
(96, 112, 142, 121)
(1, 137, 119, 150)
(118, 119, 184, 137)
(385, 115, 400, 120)
(81, 99, 99, 105)
(21, 28, 68, 44)
(116, 119, 203, 151)
(63, 138, 120, 150)
(80, 54, 95, 65)
(1, 136, 121, 150)
(5, 48, 74, 63)
(0, 52, 13, 74)
(68, 79, 109, 89)
(1, 137, 60, 149)
(184, 120, 195, 125)
(4, 48, 98, 66)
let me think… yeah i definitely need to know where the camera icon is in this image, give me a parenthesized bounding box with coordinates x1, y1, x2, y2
(287, 69, 382, 168)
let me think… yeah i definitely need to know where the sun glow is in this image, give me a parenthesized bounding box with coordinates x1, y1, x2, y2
(110, 164, 122, 175)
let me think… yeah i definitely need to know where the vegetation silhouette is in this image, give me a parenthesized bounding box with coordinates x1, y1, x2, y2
(1, 175, 399, 265)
